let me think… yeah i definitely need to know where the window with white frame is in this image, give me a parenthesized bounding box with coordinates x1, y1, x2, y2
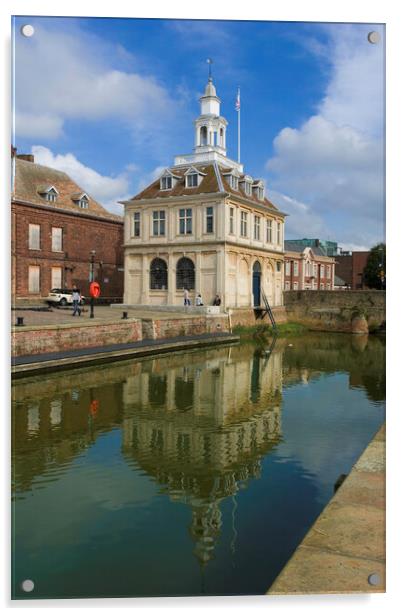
(133, 212, 141, 237)
(28, 224, 40, 250)
(277, 221, 281, 246)
(313, 263, 317, 277)
(28, 265, 40, 293)
(179, 208, 192, 234)
(45, 190, 57, 202)
(206, 206, 214, 233)
(285, 261, 291, 276)
(266, 219, 272, 243)
(51, 266, 62, 289)
(186, 173, 198, 188)
(285, 281, 290, 290)
(160, 175, 172, 190)
(240, 211, 248, 237)
(229, 208, 235, 234)
(78, 197, 88, 209)
(321, 265, 325, 279)
(294, 261, 299, 276)
(327, 283, 331, 289)
(51, 227, 62, 252)
(152, 210, 166, 236)
(245, 181, 252, 196)
(293, 282, 298, 290)
(230, 175, 238, 190)
(254, 215, 261, 240)
(327, 265, 331, 278)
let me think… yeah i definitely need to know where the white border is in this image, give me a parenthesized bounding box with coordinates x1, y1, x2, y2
(1, 1, 401, 614)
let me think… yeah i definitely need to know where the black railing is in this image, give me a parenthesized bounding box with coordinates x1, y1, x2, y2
(260, 288, 278, 332)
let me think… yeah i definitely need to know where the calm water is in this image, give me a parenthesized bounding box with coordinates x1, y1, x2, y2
(12, 333, 385, 599)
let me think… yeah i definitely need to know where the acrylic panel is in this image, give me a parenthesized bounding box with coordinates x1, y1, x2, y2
(11, 15, 385, 600)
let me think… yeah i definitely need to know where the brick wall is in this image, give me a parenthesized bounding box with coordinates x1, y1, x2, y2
(12, 315, 230, 357)
(12, 319, 143, 357)
(12, 201, 124, 299)
(142, 315, 229, 339)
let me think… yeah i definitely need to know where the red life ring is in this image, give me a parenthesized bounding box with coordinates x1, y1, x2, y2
(89, 282, 101, 298)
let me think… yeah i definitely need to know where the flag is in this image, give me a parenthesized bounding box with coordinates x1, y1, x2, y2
(235, 88, 240, 112)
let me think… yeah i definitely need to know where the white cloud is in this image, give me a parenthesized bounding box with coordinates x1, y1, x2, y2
(32, 145, 131, 214)
(15, 22, 177, 141)
(267, 189, 329, 239)
(15, 112, 64, 139)
(266, 25, 385, 250)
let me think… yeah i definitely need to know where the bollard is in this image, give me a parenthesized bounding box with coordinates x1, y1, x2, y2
(122, 311, 128, 319)
(16, 316, 24, 326)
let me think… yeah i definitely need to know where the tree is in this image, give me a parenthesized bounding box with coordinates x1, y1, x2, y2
(363, 243, 386, 289)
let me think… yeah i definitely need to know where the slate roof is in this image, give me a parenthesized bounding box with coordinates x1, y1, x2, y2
(284, 240, 328, 257)
(130, 163, 281, 214)
(334, 274, 347, 286)
(13, 157, 122, 222)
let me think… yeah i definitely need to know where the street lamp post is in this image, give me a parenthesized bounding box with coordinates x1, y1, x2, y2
(90, 250, 96, 319)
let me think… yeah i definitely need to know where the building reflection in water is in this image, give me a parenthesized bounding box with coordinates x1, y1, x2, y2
(120, 344, 283, 567)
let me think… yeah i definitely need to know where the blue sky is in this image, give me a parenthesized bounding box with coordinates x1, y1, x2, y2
(13, 16, 385, 249)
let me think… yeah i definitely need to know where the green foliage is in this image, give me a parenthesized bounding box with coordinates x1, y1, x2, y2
(233, 321, 307, 340)
(363, 243, 386, 290)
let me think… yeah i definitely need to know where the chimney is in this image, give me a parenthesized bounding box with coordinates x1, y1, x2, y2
(17, 154, 35, 163)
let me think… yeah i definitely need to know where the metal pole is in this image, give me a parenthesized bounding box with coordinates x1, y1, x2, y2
(237, 105, 240, 162)
(90, 253, 95, 319)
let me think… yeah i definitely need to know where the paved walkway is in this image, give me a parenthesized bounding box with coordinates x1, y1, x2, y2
(12, 305, 189, 327)
(267, 424, 385, 595)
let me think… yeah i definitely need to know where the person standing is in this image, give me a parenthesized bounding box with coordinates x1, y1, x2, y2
(212, 294, 221, 306)
(183, 289, 191, 306)
(72, 286, 81, 316)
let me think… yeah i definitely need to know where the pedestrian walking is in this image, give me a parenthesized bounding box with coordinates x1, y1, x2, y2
(183, 289, 191, 306)
(72, 286, 81, 316)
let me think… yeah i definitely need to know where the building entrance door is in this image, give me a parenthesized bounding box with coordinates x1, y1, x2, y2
(252, 262, 261, 307)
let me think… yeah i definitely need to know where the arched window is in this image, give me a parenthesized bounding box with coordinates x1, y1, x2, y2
(176, 257, 195, 290)
(150, 258, 168, 290)
(253, 261, 261, 273)
(200, 126, 208, 146)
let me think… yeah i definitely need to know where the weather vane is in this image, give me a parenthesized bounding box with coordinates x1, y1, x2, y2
(206, 58, 213, 80)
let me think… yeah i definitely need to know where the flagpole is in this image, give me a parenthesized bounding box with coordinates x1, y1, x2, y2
(237, 87, 241, 163)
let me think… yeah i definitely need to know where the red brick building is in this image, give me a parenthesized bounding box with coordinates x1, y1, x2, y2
(284, 241, 335, 291)
(335, 252, 370, 290)
(11, 149, 124, 301)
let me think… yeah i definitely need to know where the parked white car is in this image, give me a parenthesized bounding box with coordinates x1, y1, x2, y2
(45, 288, 86, 307)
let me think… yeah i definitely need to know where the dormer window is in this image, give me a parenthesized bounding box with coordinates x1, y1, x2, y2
(161, 176, 172, 190)
(72, 192, 89, 209)
(239, 175, 253, 197)
(38, 185, 59, 202)
(159, 169, 180, 191)
(230, 175, 239, 190)
(252, 180, 265, 201)
(187, 173, 198, 188)
(184, 166, 206, 189)
(222, 169, 240, 191)
(78, 197, 89, 209)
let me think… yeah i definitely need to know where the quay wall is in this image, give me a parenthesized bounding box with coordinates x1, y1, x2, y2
(11, 315, 230, 357)
(284, 290, 385, 333)
(12, 319, 143, 357)
(229, 307, 288, 328)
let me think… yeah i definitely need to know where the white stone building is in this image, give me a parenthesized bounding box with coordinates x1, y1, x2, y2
(122, 77, 286, 309)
